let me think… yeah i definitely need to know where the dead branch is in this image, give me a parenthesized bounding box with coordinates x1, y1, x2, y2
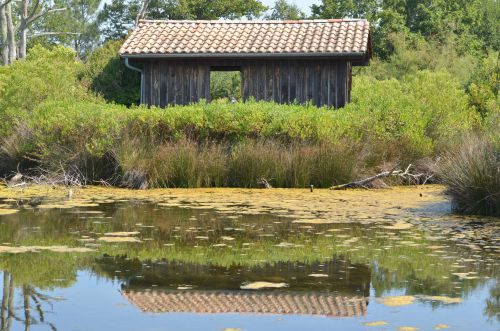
(257, 177, 272, 189)
(30, 32, 81, 37)
(330, 164, 431, 190)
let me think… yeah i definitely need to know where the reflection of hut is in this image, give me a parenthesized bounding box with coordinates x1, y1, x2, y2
(122, 290, 368, 317)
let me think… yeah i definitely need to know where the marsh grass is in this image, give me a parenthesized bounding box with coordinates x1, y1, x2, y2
(438, 134, 499, 216)
(112, 136, 362, 188)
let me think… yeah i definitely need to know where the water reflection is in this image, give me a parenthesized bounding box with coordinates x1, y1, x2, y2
(0, 186, 498, 330)
(0, 272, 63, 331)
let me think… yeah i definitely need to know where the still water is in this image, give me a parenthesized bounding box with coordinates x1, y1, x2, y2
(0, 186, 498, 330)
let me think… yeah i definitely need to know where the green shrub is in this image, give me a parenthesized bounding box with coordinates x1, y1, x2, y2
(81, 40, 141, 106)
(0, 45, 93, 136)
(466, 51, 499, 118)
(438, 134, 499, 216)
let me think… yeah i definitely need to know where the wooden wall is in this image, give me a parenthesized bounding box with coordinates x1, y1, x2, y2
(139, 59, 352, 108)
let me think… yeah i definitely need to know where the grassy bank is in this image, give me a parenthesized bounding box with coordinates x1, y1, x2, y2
(0, 91, 477, 188)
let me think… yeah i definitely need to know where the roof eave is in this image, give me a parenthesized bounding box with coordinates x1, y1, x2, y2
(121, 51, 370, 65)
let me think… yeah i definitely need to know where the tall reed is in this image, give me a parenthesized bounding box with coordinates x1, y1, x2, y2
(438, 134, 499, 216)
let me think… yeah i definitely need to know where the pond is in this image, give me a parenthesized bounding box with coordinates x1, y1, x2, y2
(0, 185, 498, 331)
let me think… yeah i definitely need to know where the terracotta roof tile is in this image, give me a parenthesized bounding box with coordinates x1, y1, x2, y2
(120, 19, 370, 57)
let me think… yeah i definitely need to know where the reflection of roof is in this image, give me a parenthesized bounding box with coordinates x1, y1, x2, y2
(122, 290, 368, 317)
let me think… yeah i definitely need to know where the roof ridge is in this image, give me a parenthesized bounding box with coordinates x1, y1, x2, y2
(138, 18, 368, 24)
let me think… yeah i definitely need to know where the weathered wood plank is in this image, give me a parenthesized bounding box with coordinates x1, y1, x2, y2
(265, 61, 273, 102)
(289, 60, 296, 103)
(273, 62, 280, 103)
(144, 61, 152, 105)
(241, 65, 249, 101)
(166, 62, 175, 105)
(280, 61, 289, 103)
(320, 61, 329, 107)
(153, 61, 161, 106)
(337, 61, 346, 108)
(159, 61, 167, 107)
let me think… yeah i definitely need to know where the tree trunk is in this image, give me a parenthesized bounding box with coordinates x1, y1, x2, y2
(19, 25, 27, 59)
(0, 4, 8, 64)
(135, 0, 150, 25)
(18, 0, 29, 59)
(5, 2, 16, 62)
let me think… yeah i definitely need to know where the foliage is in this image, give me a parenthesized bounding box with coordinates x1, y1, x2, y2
(359, 33, 479, 85)
(145, 0, 267, 20)
(311, 0, 378, 21)
(312, 0, 499, 59)
(466, 51, 499, 118)
(81, 39, 141, 106)
(35, 0, 101, 58)
(0, 71, 479, 188)
(97, 0, 267, 43)
(438, 134, 500, 216)
(97, 0, 139, 41)
(210, 71, 242, 101)
(264, 0, 305, 20)
(0, 45, 92, 135)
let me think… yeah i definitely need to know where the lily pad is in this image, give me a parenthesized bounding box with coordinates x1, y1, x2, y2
(377, 296, 415, 307)
(240, 281, 288, 290)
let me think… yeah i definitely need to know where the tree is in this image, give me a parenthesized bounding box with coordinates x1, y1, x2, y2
(97, 0, 267, 42)
(150, 0, 267, 20)
(97, 0, 140, 42)
(82, 40, 141, 106)
(0, 0, 70, 64)
(311, 0, 499, 59)
(36, 0, 101, 58)
(264, 0, 304, 20)
(311, 0, 379, 21)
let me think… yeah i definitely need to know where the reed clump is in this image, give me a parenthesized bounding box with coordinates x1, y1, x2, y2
(438, 134, 499, 216)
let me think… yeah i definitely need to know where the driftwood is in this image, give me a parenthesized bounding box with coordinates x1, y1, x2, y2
(330, 164, 432, 190)
(3, 164, 88, 189)
(257, 177, 272, 189)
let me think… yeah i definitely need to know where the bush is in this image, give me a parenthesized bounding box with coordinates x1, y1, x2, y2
(438, 134, 500, 216)
(81, 40, 141, 106)
(0, 45, 93, 136)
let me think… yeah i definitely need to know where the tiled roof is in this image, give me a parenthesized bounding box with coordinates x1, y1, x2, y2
(122, 290, 368, 317)
(120, 19, 371, 58)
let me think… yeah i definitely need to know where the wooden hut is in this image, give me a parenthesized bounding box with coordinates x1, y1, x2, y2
(120, 19, 372, 108)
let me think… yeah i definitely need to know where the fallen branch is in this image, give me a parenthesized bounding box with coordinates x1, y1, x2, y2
(329, 164, 430, 190)
(257, 177, 272, 189)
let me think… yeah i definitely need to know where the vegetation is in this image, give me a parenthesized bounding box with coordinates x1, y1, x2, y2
(0, 46, 482, 189)
(0, 0, 498, 214)
(438, 134, 499, 216)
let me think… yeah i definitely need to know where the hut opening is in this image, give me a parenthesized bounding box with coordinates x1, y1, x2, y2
(120, 19, 372, 108)
(209, 68, 242, 101)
